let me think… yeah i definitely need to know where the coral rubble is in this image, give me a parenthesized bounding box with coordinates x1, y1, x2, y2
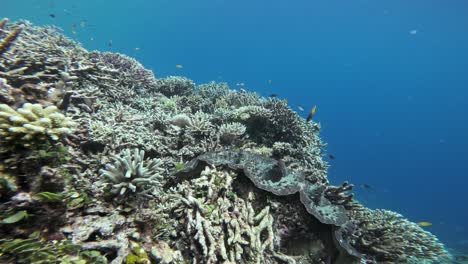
(0, 20, 452, 264)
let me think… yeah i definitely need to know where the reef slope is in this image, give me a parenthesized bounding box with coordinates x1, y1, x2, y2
(0, 20, 451, 264)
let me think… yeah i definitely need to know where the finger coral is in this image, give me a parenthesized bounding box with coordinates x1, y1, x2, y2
(171, 166, 295, 263)
(99, 148, 164, 197)
(0, 103, 75, 145)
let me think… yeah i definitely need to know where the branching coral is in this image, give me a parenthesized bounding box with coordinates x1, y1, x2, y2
(186, 111, 213, 137)
(99, 148, 164, 197)
(171, 166, 295, 263)
(0, 103, 75, 145)
(218, 122, 246, 145)
(154, 76, 195, 97)
(348, 204, 451, 263)
(0, 19, 24, 57)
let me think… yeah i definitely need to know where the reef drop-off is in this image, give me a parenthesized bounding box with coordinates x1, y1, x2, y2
(0, 19, 452, 264)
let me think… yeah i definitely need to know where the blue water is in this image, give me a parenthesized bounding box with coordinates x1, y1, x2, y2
(3, 0, 468, 253)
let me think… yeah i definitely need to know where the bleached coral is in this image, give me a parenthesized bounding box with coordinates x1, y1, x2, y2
(99, 148, 164, 197)
(0, 103, 75, 144)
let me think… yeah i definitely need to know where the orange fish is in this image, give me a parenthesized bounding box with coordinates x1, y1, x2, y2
(306, 105, 317, 123)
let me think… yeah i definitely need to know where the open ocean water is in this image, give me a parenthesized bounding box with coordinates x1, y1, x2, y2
(3, 0, 468, 256)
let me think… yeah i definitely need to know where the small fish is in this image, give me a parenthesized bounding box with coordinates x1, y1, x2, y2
(108, 40, 113, 47)
(269, 93, 278, 98)
(361, 184, 372, 190)
(409, 29, 418, 35)
(49, 14, 56, 18)
(175, 64, 183, 69)
(90, 37, 94, 41)
(71, 30, 77, 35)
(417, 222, 433, 227)
(306, 105, 317, 123)
(268, 79, 272, 84)
(236, 82, 245, 87)
(328, 154, 335, 160)
(298, 105, 304, 112)
(80, 20, 87, 28)
(135, 47, 140, 51)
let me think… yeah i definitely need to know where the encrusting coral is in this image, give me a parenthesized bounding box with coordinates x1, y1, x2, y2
(0, 103, 75, 145)
(99, 148, 164, 198)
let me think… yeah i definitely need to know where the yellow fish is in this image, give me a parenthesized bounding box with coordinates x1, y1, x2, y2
(175, 64, 183, 69)
(417, 222, 432, 227)
(306, 105, 317, 123)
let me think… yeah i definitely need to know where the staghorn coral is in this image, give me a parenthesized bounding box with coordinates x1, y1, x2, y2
(0, 19, 24, 57)
(99, 148, 164, 197)
(0, 103, 75, 145)
(348, 204, 452, 263)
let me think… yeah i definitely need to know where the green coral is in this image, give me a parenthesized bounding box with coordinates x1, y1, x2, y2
(125, 241, 150, 264)
(99, 148, 164, 197)
(0, 103, 75, 146)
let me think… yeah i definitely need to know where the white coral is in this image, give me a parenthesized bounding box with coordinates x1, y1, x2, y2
(0, 103, 75, 144)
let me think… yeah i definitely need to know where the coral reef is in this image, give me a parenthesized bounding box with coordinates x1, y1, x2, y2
(0, 20, 452, 264)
